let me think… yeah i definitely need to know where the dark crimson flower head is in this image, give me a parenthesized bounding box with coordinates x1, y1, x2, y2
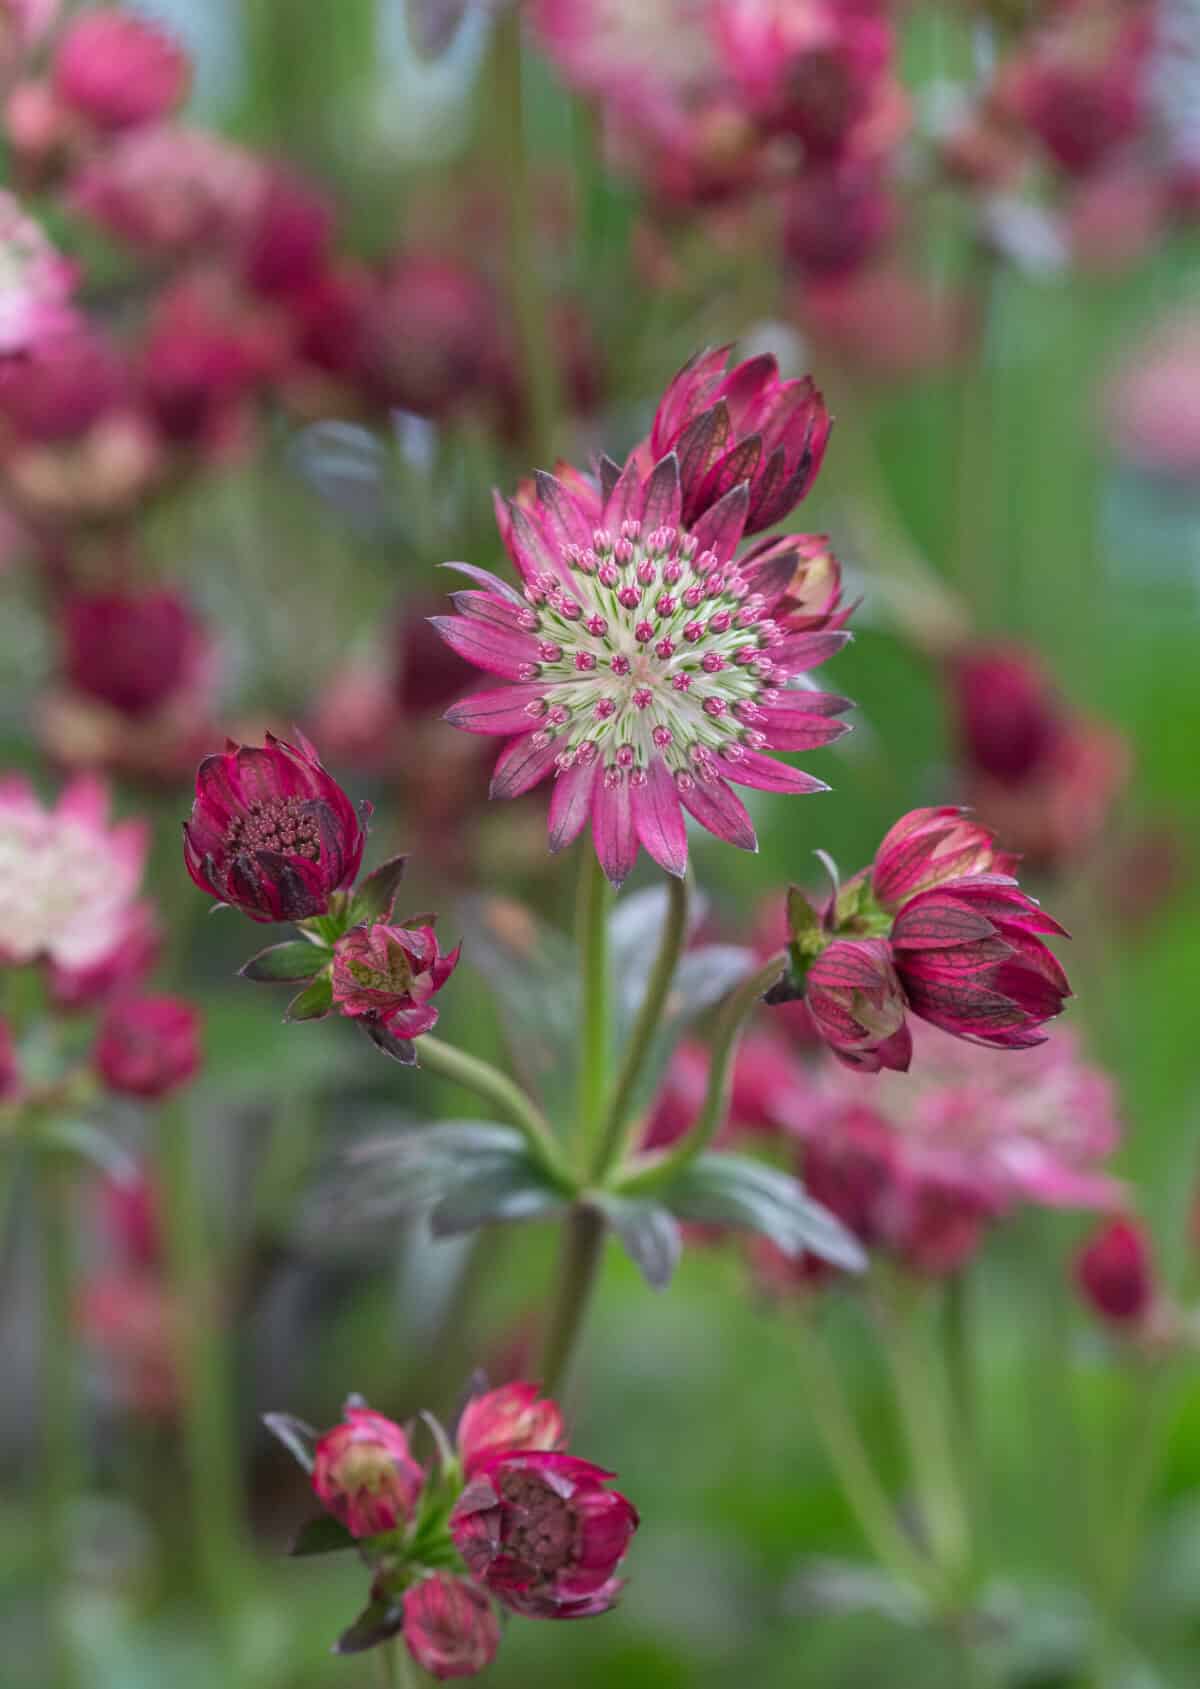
(950, 644, 1062, 785)
(1075, 1217, 1155, 1328)
(312, 1404, 424, 1540)
(330, 919, 460, 1041)
(62, 588, 205, 720)
(182, 733, 369, 923)
(53, 8, 190, 132)
(648, 346, 831, 535)
(403, 1574, 500, 1680)
(94, 994, 202, 1100)
(449, 1451, 638, 1619)
(0, 324, 125, 442)
(457, 1383, 565, 1479)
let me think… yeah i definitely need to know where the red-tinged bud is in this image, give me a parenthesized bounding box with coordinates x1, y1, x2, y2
(330, 920, 460, 1042)
(871, 806, 1013, 912)
(450, 1451, 638, 1618)
(62, 589, 206, 720)
(0, 1014, 20, 1103)
(805, 938, 912, 1073)
(1075, 1218, 1155, 1327)
(182, 733, 369, 923)
(950, 644, 1062, 785)
(457, 1383, 565, 1478)
(312, 1405, 424, 1539)
(94, 994, 202, 1099)
(402, 1575, 500, 1680)
(53, 9, 190, 132)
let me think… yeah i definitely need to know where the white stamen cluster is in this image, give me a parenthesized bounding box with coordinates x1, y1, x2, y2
(513, 518, 785, 792)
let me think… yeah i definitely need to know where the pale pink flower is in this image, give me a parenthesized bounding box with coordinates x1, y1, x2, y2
(0, 188, 76, 355)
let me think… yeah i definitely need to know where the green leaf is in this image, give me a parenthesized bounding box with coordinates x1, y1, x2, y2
(652, 1152, 867, 1273)
(590, 1194, 681, 1290)
(241, 941, 327, 983)
(285, 976, 334, 1022)
(262, 1412, 320, 1473)
(348, 854, 408, 927)
(334, 1597, 406, 1655)
(289, 1515, 356, 1557)
(787, 885, 823, 956)
(430, 1161, 568, 1236)
(39, 1121, 136, 1181)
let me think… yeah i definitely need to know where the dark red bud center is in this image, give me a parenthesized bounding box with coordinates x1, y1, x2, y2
(225, 797, 322, 862)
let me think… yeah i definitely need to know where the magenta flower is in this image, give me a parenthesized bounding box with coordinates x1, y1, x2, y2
(647, 347, 831, 534)
(53, 8, 190, 132)
(457, 1383, 565, 1479)
(403, 1575, 500, 1680)
(312, 1405, 424, 1540)
(804, 937, 911, 1074)
(871, 805, 1014, 911)
(71, 126, 266, 258)
(330, 920, 461, 1041)
(62, 588, 207, 720)
(182, 733, 369, 923)
(450, 1451, 638, 1619)
(94, 994, 202, 1100)
(436, 397, 852, 886)
(1074, 1218, 1156, 1328)
(0, 189, 77, 357)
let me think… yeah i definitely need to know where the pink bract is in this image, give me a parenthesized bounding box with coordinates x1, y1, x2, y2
(330, 921, 461, 1041)
(457, 1383, 566, 1478)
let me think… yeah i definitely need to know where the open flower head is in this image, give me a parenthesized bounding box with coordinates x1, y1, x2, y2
(437, 361, 852, 886)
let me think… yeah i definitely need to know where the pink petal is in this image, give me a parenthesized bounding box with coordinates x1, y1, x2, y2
(489, 732, 561, 800)
(676, 772, 757, 851)
(773, 629, 852, 672)
(440, 561, 526, 604)
(450, 589, 537, 634)
(639, 453, 682, 531)
(758, 713, 850, 753)
(688, 483, 749, 563)
(601, 456, 643, 528)
(429, 616, 542, 680)
(720, 751, 829, 795)
(590, 771, 637, 888)
(631, 758, 688, 877)
(548, 756, 599, 853)
(444, 684, 549, 735)
(504, 500, 574, 591)
(534, 470, 596, 551)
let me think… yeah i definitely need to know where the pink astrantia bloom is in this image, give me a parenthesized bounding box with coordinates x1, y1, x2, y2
(1074, 1216, 1155, 1327)
(312, 1405, 425, 1540)
(330, 920, 461, 1041)
(450, 1450, 638, 1619)
(804, 936, 911, 1074)
(94, 994, 202, 1100)
(403, 1575, 500, 1680)
(0, 190, 77, 357)
(71, 126, 266, 257)
(871, 805, 1015, 911)
(436, 361, 853, 886)
(778, 1022, 1124, 1219)
(53, 8, 190, 132)
(457, 1383, 566, 1479)
(0, 773, 147, 970)
(183, 733, 369, 923)
(646, 347, 831, 534)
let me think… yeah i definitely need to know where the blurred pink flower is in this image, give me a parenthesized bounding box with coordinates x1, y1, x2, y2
(312, 1405, 424, 1540)
(94, 994, 202, 1100)
(53, 8, 190, 133)
(0, 189, 76, 356)
(49, 899, 160, 1009)
(403, 1575, 500, 1680)
(62, 587, 210, 720)
(71, 125, 265, 257)
(1074, 1216, 1156, 1327)
(1106, 310, 1200, 480)
(0, 772, 147, 970)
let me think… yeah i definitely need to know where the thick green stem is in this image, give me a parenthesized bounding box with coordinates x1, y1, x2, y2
(575, 848, 611, 1174)
(157, 1103, 245, 1657)
(794, 1317, 946, 1609)
(539, 1206, 607, 1397)
(35, 1157, 83, 1689)
(591, 873, 689, 1180)
(492, 7, 561, 463)
(617, 954, 786, 1194)
(418, 1036, 568, 1185)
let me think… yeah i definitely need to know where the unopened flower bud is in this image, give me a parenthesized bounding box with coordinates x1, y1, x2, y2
(312, 1405, 424, 1539)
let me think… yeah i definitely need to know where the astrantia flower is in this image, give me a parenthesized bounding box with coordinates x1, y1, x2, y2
(437, 386, 853, 886)
(71, 126, 265, 257)
(62, 587, 208, 720)
(1074, 1217, 1156, 1327)
(457, 1383, 565, 1479)
(804, 937, 911, 1073)
(403, 1575, 500, 1680)
(0, 773, 147, 970)
(182, 733, 369, 923)
(94, 994, 202, 1100)
(330, 920, 460, 1040)
(53, 8, 190, 132)
(646, 347, 831, 534)
(871, 805, 1015, 912)
(450, 1451, 638, 1619)
(312, 1405, 424, 1539)
(0, 189, 76, 357)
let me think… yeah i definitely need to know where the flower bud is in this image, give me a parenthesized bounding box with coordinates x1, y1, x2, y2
(1075, 1218, 1155, 1327)
(871, 806, 1012, 913)
(94, 995, 201, 1099)
(805, 938, 912, 1073)
(457, 1383, 565, 1478)
(62, 588, 206, 720)
(53, 9, 189, 132)
(402, 1575, 499, 1680)
(331, 920, 461, 1041)
(312, 1405, 424, 1539)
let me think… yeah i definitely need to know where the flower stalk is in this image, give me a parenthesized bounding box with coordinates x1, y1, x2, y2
(576, 847, 612, 1173)
(36, 1154, 84, 1689)
(416, 1035, 568, 1185)
(538, 1205, 607, 1397)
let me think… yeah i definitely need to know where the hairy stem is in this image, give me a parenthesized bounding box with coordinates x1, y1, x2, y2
(592, 873, 690, 1180)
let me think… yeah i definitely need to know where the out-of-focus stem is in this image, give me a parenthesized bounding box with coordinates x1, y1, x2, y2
(35, 1156, 83, 1689)
(492, 7, 561, 463)
(592, 873, 689, 1180)
(418, 1036, 568, 1185)
(617, 953, 786, 1193)
(157, 1102, 245, 1659)
(953, 243, 1000, 625)
(575, 848, 611, 1174)
(539, 1205, 607, 1397)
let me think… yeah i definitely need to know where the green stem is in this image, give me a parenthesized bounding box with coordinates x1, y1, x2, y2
(492, 6, 561, 462)
(538, 1206, 607, 1397)
(591, 873, 689, 1180)
(943, 1273, 983, 1545)
(794, 1317, 946, 1609)
(876, 1282, 971, 1589)
(953, 244, 1000, 625)
(418, 1036, 568, 1185)
(157, 1102, 245, 1656)
(617, 954, 786, 1194)
(575, 848, 611, 1174)
(35, 1156, 83, 1689)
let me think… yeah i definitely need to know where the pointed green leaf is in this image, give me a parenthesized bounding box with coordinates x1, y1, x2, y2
(285, 976, 334, 1022)
(348, 854, 409, 928)
(334, 1597, 406, 1655)
(289, 1515, 356, 1557)
(241, 941, 327, 983)
(40, 1121, 136, 1181)
(430, 1161, 568, 1237)
(590, 1195, 681, 1290)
